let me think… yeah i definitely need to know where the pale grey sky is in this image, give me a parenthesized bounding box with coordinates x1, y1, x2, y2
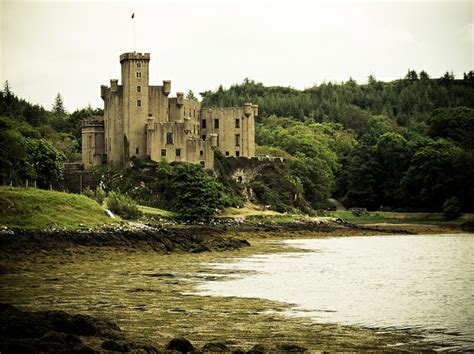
(1, 0, 472, 111)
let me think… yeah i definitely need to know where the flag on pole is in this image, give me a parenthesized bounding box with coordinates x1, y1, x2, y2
(131, 12, 135, 19)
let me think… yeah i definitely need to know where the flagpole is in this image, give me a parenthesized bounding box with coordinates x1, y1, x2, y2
(131, 12, 136, 52)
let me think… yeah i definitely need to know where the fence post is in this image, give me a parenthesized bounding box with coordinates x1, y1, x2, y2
(34, 181, 37, 188)
(26, 180, 28, 188)
(79, 173, 83, 193)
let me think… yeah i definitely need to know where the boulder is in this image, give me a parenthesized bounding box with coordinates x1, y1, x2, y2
(202, 341, 229, 352)
(165, 337, 195, 353)
(101, 339, 130, 352)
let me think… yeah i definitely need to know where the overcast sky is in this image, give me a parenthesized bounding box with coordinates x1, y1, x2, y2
(1, 0, 472, 111)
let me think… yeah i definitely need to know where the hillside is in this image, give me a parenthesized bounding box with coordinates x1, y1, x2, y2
(0, 187, 118, 230)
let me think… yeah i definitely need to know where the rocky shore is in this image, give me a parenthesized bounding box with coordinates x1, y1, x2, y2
(0, 226, 251, 254)
(0, 303, 310, 353)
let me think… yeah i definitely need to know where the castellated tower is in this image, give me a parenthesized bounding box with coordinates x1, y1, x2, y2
(120, 52, 150, 162)
(85, 52, 257, 170)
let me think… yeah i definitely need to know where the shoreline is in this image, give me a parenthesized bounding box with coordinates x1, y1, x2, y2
(1, 222, 471, 352)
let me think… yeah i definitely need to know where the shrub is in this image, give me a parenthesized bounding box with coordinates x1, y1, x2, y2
(82, 186, 106, 205)
(106, 191, 142, 220)
(443, 197, 462, 220)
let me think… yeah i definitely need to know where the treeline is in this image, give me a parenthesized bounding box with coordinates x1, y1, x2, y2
(202, 71, 474, 125)
(202, 71, 474, 213)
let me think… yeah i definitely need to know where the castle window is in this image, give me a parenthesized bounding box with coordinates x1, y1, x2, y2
(200, 150, 204, 156)
(236, 151, 240, 157)
(166, 132, 173, 144)
(225, 151, 229, 156)
(176, 148, 181, 157)
(136, 72, 142, 78)
(136, 62, 141, 68)
(137, 85, 141, 93)
(214, 119, 219, 129)
(235, 118, 240, 128)
(161, 149, 166, 157)
(235, 134, 240, 146)
(200, 161, 205, 168)
(201, 119, 206, 129)
(136, 147, 139, 155)
(137, 99, 141, 107)
(202, 135, 206, 141)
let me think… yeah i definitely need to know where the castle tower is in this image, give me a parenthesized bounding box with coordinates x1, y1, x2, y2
(120, 52, 150, 162)
(82, 117, 105, 168)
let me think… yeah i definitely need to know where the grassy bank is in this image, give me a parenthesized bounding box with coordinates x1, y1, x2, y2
(0, 187, 119, 230)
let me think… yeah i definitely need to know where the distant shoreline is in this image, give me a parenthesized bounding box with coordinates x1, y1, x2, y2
(1, 218, 472, 256)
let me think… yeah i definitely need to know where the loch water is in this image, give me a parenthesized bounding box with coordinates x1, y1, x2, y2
(197, 234, 474, 350)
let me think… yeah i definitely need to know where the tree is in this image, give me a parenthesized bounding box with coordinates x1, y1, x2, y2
(343, 144, 380, 210)
(3, 81, 11, 96)
(442, 197, 461, 220)
(186, 90, 198, 101)
(25, 138, 66, 187)
(164, 163, 230, 220)
(405, 70, 418, 81)
(401, 139, 464, 210)
(419, 70, 430, 81)
(373, 133, 412, 206)
(52, 93, 66, 115)
(428, 107, 474, 149)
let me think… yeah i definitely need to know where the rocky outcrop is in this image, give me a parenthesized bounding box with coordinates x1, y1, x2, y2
(0, 227, 250, 254)
(0, 303, 121, 353)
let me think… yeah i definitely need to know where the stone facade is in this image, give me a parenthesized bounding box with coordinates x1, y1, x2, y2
(82, 52, 257, 170)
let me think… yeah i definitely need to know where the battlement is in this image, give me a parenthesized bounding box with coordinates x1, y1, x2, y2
(82, 117, 104, 128)
(201, 103, 258, 114)
(120, 52, 151, 63)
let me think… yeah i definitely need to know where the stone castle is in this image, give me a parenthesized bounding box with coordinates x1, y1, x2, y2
(82, 52, 257, 170)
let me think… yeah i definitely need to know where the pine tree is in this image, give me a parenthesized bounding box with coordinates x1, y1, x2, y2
(186, 90, 197, 101)
(52, 93, 66, 115)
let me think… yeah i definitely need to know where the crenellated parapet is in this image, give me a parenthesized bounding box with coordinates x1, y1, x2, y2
(119, 52, 150, 62)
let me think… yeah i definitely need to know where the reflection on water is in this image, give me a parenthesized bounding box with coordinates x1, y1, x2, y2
(197, 234, 474, 349)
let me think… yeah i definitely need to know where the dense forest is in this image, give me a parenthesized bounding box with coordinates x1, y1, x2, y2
(0, 82, 101, 187)
(1, 69, 473, 218)
(202, 71, 474, 213)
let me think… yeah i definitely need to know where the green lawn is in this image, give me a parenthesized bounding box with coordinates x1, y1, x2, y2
(137, 205, 176, 219)
(0, 186, 119, 230)
(325, 210, 474, 225)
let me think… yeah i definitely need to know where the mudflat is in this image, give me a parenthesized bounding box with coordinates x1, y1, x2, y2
(0, 221, 469, 352)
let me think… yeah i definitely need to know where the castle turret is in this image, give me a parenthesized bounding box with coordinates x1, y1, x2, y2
(176, 92, 184, 106)
(82, 117, 105, 168)
(163, 80, 171, 96)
